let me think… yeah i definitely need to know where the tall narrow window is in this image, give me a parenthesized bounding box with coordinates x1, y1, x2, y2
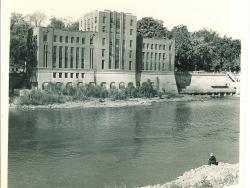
(76, 37, 79, 43)
(90, 37, 93, 45)
(102, 60, 105, 69)
(130, 19, 133, 26)
(151, 44, 153, 49)
(169, 54, 172, 71)
(59, 36, 63, 42)
(169, 45, 172, 51)
(65, 73, 68, 78)
(163, 45, 165, 50)
(65, 36, 68, 43)
(129, 40, 132, 48)
(43, 45, 48, 67)
(129, 50, 132, 58)
(102, 38, 105, 45)
(90, 48, 94, 69)
(76, 47, 79, 68)
(43, 34, 47, 42)
(71, 37, 74, 43)
(65, 47, 68, 68)
(129, 61, 132, 70)
(59, 46, 62, 68)
(102, 49, 105, 57)
(103, 16, 106, 23)
(130, 29, 133, 35)
(155, 53, 157, 70)
(109, 57, 112, 69)
(116, 20, 120, 29)
(81, 48, 85, 68)
(158, 53, 161, 70)
(70, 47, 74, 68)
(82, 37, 85, 44)
(53, 46, 57, 68)
(54, 35, 57, 42)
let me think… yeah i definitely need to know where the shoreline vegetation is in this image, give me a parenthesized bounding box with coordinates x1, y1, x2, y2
(141, 163, 239, 188)
(9, 82, 238, 110)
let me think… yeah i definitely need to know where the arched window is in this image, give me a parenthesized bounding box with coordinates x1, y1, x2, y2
(119, 82, 125, 89)
(110, 82, 116, 89)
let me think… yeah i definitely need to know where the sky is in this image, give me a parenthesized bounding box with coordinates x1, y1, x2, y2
(7, 0, 248, 39)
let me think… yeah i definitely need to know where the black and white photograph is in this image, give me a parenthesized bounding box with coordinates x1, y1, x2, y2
(1, 0, 250, 187)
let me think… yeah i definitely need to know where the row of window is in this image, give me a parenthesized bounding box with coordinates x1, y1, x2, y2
(50, 46, 86, 69)
(43, 34, 94, 45)
(100, 59, 133, 70)
(142, 60, 172, 71)
(53, 72, 85, 79)
(82, 16, 134, 26)
(101, 38, 133, 48)
(142, 52, 171, 61)
(143, 43, 172, 51)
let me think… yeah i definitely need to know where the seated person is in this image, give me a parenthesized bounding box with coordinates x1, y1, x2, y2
(208, 153, 218, 165)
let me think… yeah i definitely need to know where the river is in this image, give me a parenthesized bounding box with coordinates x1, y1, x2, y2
(8, 97, 239, 188)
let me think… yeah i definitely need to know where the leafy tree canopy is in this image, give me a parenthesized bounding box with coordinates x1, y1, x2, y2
(137, 17, 169, 39)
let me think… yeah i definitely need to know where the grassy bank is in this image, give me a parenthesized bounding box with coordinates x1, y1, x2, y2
(141, 163, 239, 188)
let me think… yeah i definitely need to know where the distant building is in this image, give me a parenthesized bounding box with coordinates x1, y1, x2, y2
(32, 10, 178, 93)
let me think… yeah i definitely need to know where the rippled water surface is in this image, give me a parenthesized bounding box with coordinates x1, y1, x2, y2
(8, 98, 239, 188)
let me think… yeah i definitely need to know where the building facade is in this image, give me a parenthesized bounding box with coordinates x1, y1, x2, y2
(33, 10, 177, 93)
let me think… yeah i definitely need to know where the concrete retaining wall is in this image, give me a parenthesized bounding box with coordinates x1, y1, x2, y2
(140, 71, 178, 94)
(175, 72, 236, 94)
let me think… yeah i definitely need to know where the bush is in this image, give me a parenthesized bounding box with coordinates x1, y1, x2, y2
(109, 88, 127, 100)
(139, 80, 157, 98)
(17, 89, 66, 105)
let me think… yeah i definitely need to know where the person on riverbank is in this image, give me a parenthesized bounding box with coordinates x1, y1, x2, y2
(208, 153, 218, 165)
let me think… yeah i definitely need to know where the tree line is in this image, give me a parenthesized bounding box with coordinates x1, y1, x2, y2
(10, 12, 241, 73)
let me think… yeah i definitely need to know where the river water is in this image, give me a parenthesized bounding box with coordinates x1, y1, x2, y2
(8, 97, 239, 188)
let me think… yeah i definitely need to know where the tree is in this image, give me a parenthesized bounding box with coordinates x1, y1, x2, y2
(170, 25, 192, 71)
(66, 21, 79, 31)
(137, 17, 168, 39)
(25, 28, 38, 87)
(48, 17, 65, 29)
(62, 17, 79, 31)
(25, 11, 47, 27)
(10, 13, 30, 65)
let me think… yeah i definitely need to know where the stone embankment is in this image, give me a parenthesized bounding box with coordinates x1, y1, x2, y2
(141, 163, 239, 188)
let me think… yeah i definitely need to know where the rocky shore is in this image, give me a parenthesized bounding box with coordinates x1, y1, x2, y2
(9, 95, 216, 110)
(140, 163, 239, 188)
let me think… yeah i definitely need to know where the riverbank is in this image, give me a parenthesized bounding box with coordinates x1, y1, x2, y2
(9, 95, 224, 109)
(140, 163, 239, 188)
(9, 95, 238, 110)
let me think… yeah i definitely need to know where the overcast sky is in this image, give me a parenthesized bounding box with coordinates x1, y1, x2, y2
(8, 0, 247, 39)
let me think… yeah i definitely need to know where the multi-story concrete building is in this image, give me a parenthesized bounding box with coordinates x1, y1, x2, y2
(136, 36, 177, 92)
(32, 10, 177, 93)
(79, 10, 137, 89)
(33, 27, 98, 89)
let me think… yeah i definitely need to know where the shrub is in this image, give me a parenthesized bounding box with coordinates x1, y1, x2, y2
(109, 88, 127, 100)
(17, 89, 66, 105)
(139, 80, 157, 98)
